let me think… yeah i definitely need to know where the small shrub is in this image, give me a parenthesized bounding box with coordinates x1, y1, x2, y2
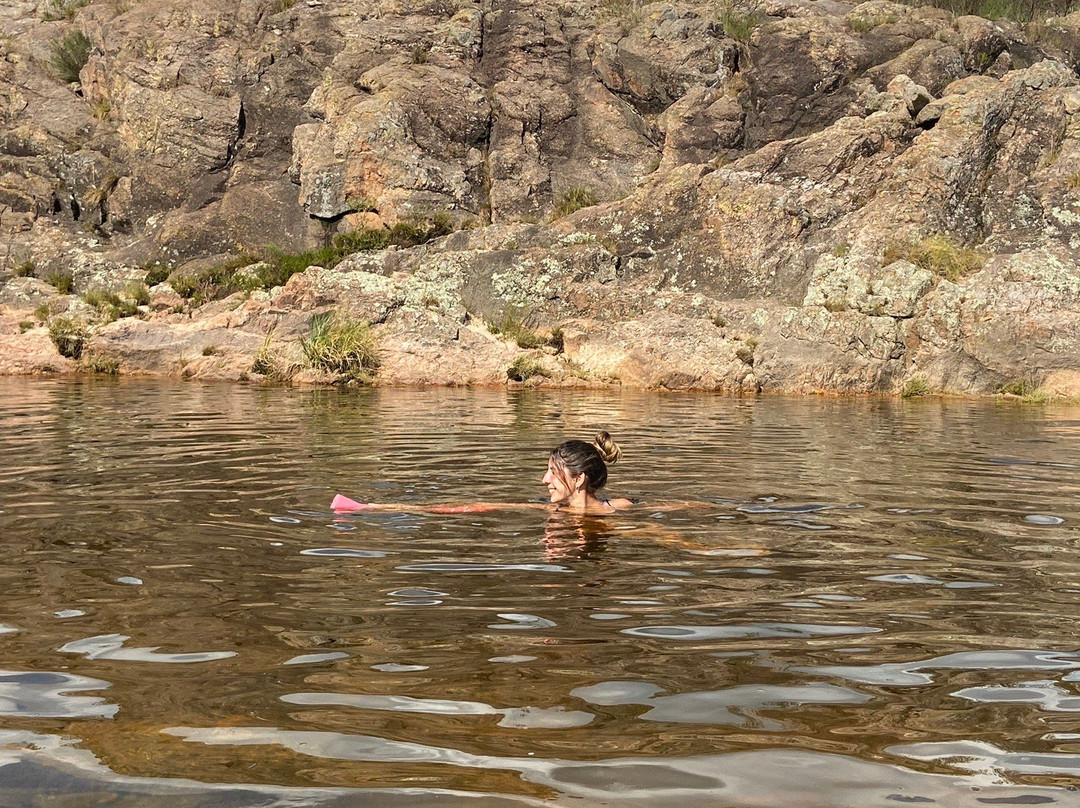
(83, 288, 139, 321)
(720, 8, 758, 41)
(143, 261, 171, 286)
(1067, 173, 1080, 191)
(901, 376, 930, 398)
(50, 30, 92, 84)
(882, 235, 986, 282)
(34, 303, 54, 322)
(124, 281, 150, 306)
(19, 320, 35, 333)
(345, 195, 377, 213)
(41, 0, 90, 21)
(507, 355, 547, 382)
(735, 345, 755, 365)
(83, 354, 119, 375)
(202, 345, 220, 356)
(45, 271, 74, 294)
(548, 326, 565, 353)
(48, 316, 87, 359)
(410, 43, 430, 64)
(711, 313, 728, 328)
(89, 97, 111, 120)
(301, 312, 379, 381)
(487, 313, 547, 348)
(269, 0, 295, 11)
(552, 188, 598, 219)
(12, 260, 36, 278)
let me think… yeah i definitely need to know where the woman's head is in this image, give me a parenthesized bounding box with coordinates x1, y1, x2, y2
(543, 431, 622, 503)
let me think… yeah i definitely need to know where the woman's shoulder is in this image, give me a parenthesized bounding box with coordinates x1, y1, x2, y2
(606, 497, 635, 510)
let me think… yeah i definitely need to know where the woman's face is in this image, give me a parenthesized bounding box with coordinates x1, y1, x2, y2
(543, 457, 583, 504)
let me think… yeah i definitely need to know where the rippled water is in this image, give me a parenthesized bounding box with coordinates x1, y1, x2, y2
(1, 378, 1079, 807)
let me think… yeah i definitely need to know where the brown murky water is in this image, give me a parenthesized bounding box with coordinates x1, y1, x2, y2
(1, 377, 1079, 807)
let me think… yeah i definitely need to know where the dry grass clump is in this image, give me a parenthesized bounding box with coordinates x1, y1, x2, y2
(552, 188, 598, 219)
(882, 235, 986, 282)
(48, 316, 87, 359)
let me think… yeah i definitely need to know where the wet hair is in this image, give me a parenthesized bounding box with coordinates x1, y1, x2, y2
(549, 431, 622, 494)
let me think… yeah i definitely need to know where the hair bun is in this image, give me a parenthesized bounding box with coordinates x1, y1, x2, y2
(593, 431, 622, 464)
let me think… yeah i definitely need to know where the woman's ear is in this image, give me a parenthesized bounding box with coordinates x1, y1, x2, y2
(573, 473, 587, 493)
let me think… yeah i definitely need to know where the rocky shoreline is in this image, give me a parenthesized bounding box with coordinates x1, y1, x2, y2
(2, 0, 1079, 397)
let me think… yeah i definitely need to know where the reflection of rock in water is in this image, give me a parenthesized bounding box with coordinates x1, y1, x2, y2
(542, 513, 613, 561)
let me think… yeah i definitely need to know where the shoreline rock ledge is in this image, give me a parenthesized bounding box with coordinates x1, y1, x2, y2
(2, 0, 1079, 398)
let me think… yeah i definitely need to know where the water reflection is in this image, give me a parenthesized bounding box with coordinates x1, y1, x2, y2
(0, 379, 1079, 806)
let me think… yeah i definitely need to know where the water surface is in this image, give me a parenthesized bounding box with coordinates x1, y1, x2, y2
(1, 378, 1079, 806)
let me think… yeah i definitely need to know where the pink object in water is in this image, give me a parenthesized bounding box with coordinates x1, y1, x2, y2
(331, 494, 370, 511)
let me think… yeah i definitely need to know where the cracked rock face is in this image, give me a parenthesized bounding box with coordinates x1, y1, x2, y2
(1, 0, 1079, 397)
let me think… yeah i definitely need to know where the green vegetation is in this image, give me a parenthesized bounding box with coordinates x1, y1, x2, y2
(301, 312, 379, 382)
(50, 30, 92, 84)
(11, 260, 36, 278)
(82, 289, 137, 321)
(507, 355, 547, 382)
(1067, 172, 1080, 191)
(552, 188, 598, 219)
(901, 0, 1073, 22)
(720, 4, 759, 41)
(901, 376, 931, 398)
(171, 217, 453, 307)
(48, 316, 87, 359)
(18, 320, 35, 333)
(125, 281, 150, 305)
(882, 234, 986, 282)
(548, 326, 565, 354)
(45, 271, 74, 294)
(845, 12, 898, 32)
(202, 345, 220, 357)
(82, 353, 119, 375)
(410, 44, 431, 64)
(711, 313, 728, 328)
(34, 303, 54, 322)
(997, 377, 1048, 402)
(41, 0, 90, 21)
(143, 261, 171, 286)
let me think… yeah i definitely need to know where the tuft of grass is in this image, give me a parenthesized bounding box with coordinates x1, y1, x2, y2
(143, 261, 171, 286)
(720, 7, 758, 41)
(831, 242, 850, 258)
(45, 271, 74, 294)
(202, 344, 220, 356)
(901, 376, 931, 398)
(845, 12, 897, 32)
(552, 188, 598, 219)
(41, 0, 90, 21)
(1067, 172, 1080, 191)
(89, 97, 111, 120)
(48, 316, 87, 359)
(410, 43, 431, 64)
(12, 260, 36, 278)
(268, 0, 295, 12)
(50, 30, 92, 84)
(82, 288, 140, 321)
(507, 355, 547, 382)
(548, 326, 565, 354)
(34, 303, 55, 322)
(882, 235, 986, 282)
(301, 312, 379, 382)
(124, 281, 150, 306)
(82, 353, 119, 375)
(487, 313, 546, 349)
(711, 313, 728, 328)
(997, 378, 1047, 402)
(19, 320, 35, 333)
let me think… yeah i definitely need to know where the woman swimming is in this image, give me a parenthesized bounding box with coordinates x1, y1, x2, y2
(543, 431, 633, 513)
(331, 431, 632, 514)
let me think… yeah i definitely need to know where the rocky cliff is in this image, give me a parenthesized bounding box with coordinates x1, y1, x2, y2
(1, 0, 1079, 396)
